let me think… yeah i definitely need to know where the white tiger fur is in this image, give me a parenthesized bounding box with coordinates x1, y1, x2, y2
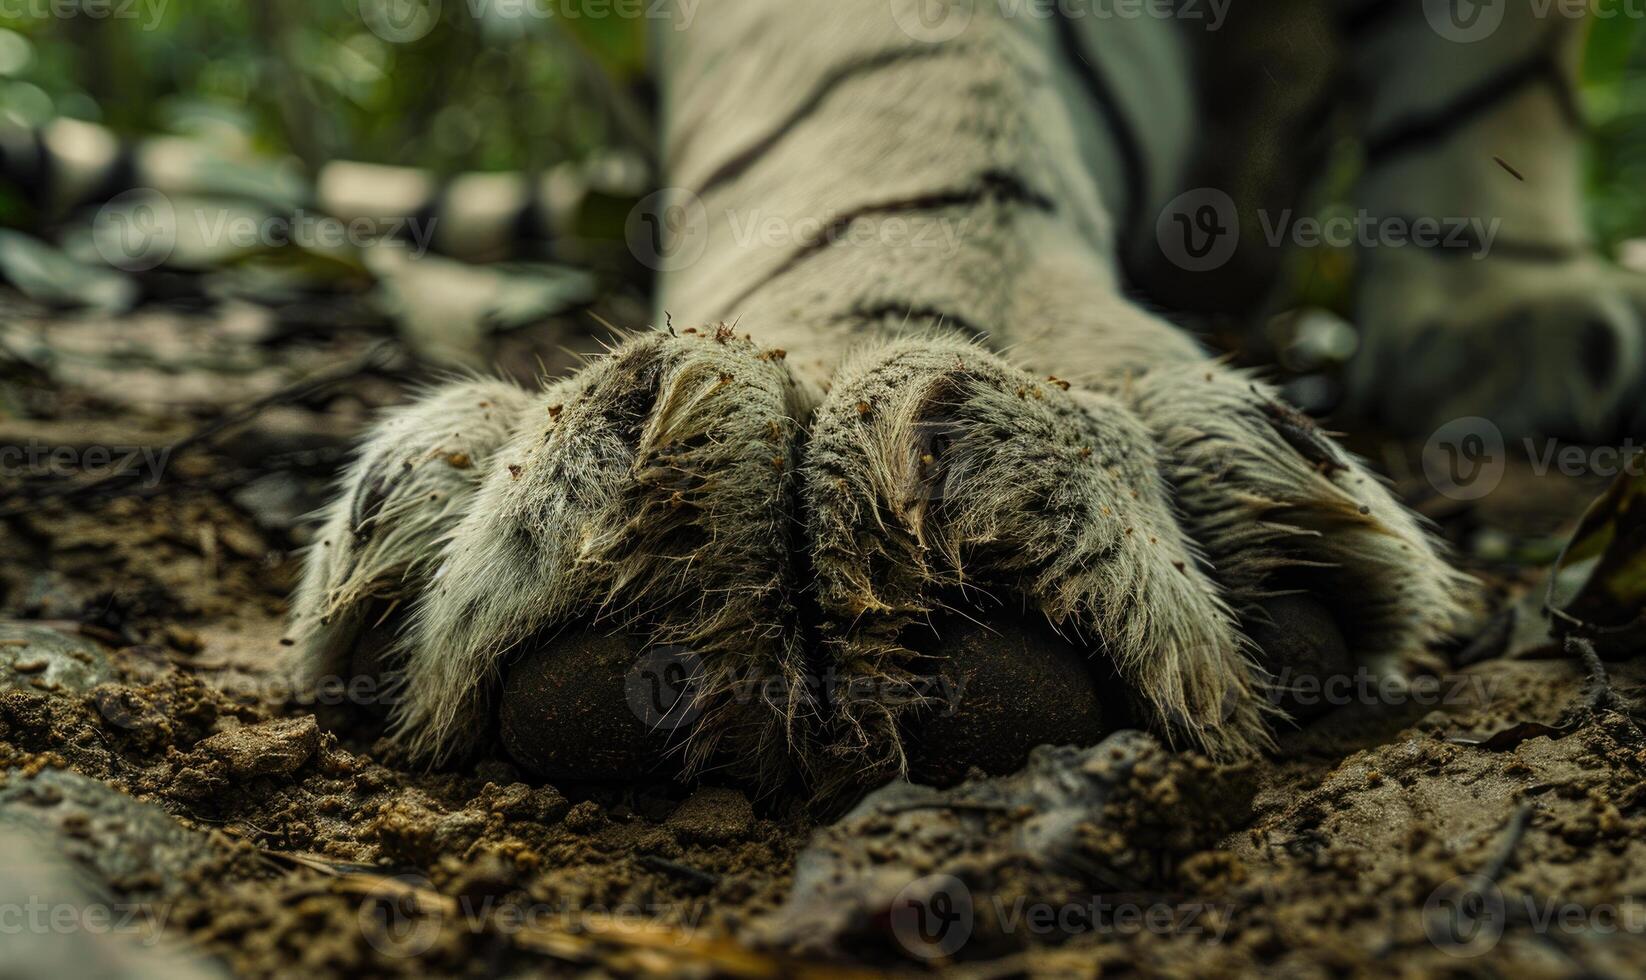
(276, 0, 1589, 789)
(1345, 3, 1646, 437)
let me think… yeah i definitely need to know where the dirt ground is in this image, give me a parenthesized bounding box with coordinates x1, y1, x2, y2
(2, 291, 1644, 978)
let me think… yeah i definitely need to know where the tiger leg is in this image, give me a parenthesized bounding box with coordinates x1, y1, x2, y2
(1337, 0, 1646, 440)
(655, 0, 1476, 784)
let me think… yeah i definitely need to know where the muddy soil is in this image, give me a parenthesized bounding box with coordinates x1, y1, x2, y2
(2, 295, 1644, 978)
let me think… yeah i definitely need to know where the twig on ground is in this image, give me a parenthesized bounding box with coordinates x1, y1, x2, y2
(1568, 636, 1614, 717)
(0, 343, 401, 518)
(636, 854, 720, 890)
(1480, 802, 1534, 884)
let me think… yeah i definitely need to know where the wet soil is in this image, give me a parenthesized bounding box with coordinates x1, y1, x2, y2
(2, 296, 1644, 977)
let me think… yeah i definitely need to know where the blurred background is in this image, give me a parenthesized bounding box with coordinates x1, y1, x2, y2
(0, 0, 646, 189)
(0, 8, 1639, 247)
(0, 2, 1641, 561)
(0, 5, 1639, 283)
(0, 4, 1640, 372)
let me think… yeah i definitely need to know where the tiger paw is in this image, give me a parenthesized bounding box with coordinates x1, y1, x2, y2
(1348, 249, 1646, 441)
(288, 326, 1477, 793)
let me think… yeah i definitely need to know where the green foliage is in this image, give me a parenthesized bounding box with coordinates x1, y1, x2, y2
(0, 0, 650, 174)
(1583, 14, 1646, 251)
(0, 3, 1637, 255)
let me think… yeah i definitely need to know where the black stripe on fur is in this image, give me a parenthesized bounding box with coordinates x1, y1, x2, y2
(1363, 40, 1584, 166)
(715, 170, 1056, 321)
(690, 45, 957, 198)
(842, 303, 994, 342)
(1049, 8, 1148, 242)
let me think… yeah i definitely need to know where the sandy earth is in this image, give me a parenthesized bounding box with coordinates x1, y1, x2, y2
(1, 295, 1644, 978)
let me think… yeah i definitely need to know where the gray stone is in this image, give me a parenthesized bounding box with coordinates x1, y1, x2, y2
(0, 823, 224, 979)
(0, 768, 223, 901)
(757, 731, 1255, 961)
(0, 623, 114, 696)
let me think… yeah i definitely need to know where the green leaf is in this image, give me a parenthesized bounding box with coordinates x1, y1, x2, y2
(1548, 461, 1646, 657)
